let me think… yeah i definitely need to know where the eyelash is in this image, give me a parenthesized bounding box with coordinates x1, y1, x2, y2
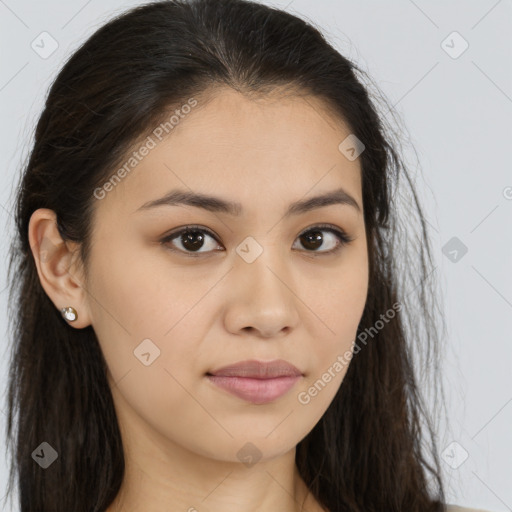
(160, 223, 354, 258)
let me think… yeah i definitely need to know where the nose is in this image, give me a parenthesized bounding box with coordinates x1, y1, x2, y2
(223, 248, 301, 339)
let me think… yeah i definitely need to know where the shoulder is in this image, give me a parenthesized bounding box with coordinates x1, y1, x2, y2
(446, 505, 492, 512)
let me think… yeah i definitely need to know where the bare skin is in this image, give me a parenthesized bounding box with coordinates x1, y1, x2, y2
(29, 87, 368, 512)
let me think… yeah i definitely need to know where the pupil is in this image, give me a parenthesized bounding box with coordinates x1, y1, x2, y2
(302, 230, 322, 250)
(182, 231, 204, 251)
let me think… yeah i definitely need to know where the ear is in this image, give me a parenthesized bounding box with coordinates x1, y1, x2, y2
(28, 208, 92, 329)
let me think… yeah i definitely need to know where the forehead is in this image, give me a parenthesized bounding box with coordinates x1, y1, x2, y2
(94, 88, 363, 220)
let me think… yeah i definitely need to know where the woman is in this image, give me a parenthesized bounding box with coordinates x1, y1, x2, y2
(5, 0, 489, 510)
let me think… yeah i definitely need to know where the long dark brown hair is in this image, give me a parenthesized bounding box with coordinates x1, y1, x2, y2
(4, 0, 449, 510)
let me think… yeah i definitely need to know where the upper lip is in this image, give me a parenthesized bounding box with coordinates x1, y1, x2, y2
(207, 359, 303, 379)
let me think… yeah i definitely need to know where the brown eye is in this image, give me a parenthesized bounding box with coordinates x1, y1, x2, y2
(160, 223, 353, 258)
(177, 230, 208, 251)
(299, 229, 324, 251)
(161, 226, 222, 257)
(292, 225, 353, 255)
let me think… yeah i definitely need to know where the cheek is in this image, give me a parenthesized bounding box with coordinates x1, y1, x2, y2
(302, 249, 368, 387)
(296, 280, 367, 417)
(86, 239, 215, 391)
(87, 235, 198, 337)
(309, 249, 368, 335)
(90, 255, 207, 437)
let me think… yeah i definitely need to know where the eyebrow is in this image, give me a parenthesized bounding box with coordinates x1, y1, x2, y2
(135, 186, 362, 217)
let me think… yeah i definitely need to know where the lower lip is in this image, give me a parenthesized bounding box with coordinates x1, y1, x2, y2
(206, 375, 301, 404)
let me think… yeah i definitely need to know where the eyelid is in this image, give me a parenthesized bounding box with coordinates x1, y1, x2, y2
(160, 223, 354, 257)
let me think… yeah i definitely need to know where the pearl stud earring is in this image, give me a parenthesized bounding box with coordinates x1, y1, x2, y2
(61, 306, 78, 322)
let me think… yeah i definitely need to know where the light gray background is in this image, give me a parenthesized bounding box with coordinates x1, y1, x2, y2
(1, 1, 511, 511)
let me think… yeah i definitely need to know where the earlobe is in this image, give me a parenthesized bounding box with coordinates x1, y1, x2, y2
(28, 208, 91, 329)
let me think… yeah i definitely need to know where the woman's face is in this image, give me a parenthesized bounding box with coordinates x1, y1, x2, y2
(85, 87, 368, 463)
